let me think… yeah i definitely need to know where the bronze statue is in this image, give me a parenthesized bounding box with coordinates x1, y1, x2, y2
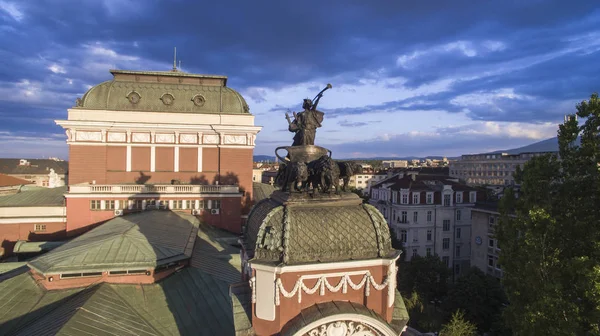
(286, 84, 331, 146)
(337, 162, 363, 192)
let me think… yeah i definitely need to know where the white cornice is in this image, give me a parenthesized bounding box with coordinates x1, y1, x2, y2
(0, 217, 66, 224)
(250, 254, 399, 274)
(55, 120, 262, 133)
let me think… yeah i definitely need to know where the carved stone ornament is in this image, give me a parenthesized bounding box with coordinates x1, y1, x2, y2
(191, 94, 206, 107)
(76, 131, 102, 142)
(126, 91, 141, 104)
(203, 134, 219, 144)
(75, 97, 83, 107)
(224, 135, 247, 145)
(180, 134, 197, 144)
(131, 133, 151, 143)
(160, 93, 175, 106)
(107, 132, 126, 142)
(305, 321, 381, 336)
(155, 133, 175, 143)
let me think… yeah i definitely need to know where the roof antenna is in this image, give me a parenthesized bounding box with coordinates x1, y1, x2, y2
(172, 47, 177, 71)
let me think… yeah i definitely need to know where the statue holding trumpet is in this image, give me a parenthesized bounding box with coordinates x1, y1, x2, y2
(286, 84, 332, 146)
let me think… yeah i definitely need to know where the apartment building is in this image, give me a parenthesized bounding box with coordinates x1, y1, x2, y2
(369, 172, 484, 277)
(470, 203, 505, 279)
(382, 160, 408, 168)
(449, 151, 556, 186)
(0, 159, 68, 188)
(347, 172, 388, 195)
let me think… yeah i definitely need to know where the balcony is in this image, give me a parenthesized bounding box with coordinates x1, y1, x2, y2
(69, 184, 240, 194)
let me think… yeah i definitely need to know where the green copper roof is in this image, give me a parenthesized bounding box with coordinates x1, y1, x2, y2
(245, 192, 395, 265)
(77, 69, 250, 114)
(28, 211, 199, 275)
(0, 186, 66, 207)
(0, 269, 237, 335)
(252, 182, 276, 203)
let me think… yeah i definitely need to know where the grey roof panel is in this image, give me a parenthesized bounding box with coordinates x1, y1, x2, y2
(0, 186, 67, 207)
(28, 211, 199, 275)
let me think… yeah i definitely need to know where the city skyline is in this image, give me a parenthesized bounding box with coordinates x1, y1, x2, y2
(0, 1, 598, 158)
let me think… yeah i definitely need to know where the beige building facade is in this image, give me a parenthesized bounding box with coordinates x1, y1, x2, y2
(470, 206, 503, 279)
(369, 173, 484, 278)
(450, 151, 555, 186)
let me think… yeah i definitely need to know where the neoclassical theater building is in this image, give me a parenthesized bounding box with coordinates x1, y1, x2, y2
(56, 69, 261, 234)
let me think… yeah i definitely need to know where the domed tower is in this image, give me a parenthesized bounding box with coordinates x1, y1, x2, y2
(242, 99, 410, 336)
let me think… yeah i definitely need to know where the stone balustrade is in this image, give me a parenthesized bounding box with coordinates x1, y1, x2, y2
(69, 184, 239, 194)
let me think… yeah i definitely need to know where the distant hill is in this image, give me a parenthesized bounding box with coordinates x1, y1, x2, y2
(495, 136, 581, 154)
(253, 155, 277, 162)
(253, 154, 453, 162)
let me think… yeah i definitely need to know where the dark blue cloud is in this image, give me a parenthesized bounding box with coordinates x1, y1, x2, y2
(0, 0, 599, 158)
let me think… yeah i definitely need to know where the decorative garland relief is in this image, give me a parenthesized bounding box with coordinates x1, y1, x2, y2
(248, 264, 397, 307)
(306, 321, 381, 336)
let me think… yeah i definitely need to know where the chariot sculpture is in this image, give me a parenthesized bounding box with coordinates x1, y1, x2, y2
(275, 84, 362, 195)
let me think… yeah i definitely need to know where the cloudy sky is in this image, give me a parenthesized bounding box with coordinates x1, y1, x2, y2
(0, 1, 598, 159)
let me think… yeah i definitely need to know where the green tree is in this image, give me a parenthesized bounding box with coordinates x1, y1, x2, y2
(444, 267, 507, 332)
(440, 310, 477, 336)
(496, 93, 600, 335)
(398, 254, 450, 303)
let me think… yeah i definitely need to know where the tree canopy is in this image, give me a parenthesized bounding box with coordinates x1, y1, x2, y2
(444, 267, 507, 332)
(496, 93, 600, 335)
(440, 310, 477, 336)
(398, 254, 450, 303)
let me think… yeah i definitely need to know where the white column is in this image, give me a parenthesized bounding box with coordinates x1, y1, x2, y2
(174, 146, 180, 172)
(101, 200, 106, 210)
(126, 145, 132, 172)
(169, 200, 174, 209)
(150, 146, 156, 172)
(115, 200, 120, 210)
(197, 147, 203, 172)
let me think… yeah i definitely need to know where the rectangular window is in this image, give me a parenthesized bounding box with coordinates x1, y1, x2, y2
(401, 211, 407, 223)
(427, 229, 432, 241)
(412, 249, 418, 258)
(135, 200, 143, 209)
(212, 200, 221, 209)
(426, 247, 432, 256)
(489, 216, 495, 225)
(456, 228, 461, 239)
(90, 200, 101, 210)
(413, 211, 418, 223)
(34, 224, 46, 232)
(443, 219, 450, 231)
(455, 245, 461, 257)
(443, 238, 450, 250)
(400, 230, 407, 242)
(443, 194, 451, 206)
(427, 210, 432, 222)
(442, 256, 450, 267)
(201, 200, 208, 209)
(456, 209, 462, 221)
(106, 200, 115, 210)
(488, 255, 495, 267)
(401, 193, 408, 204)
(469, 191, 477, 203)
(412, 229, 419, 242)
(412, 193, 419, 204)
(489, 239, 494, 248)
(426, 193, 433, 204)
(455, 264, 461, 275)
(456, 192, 463, 203)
